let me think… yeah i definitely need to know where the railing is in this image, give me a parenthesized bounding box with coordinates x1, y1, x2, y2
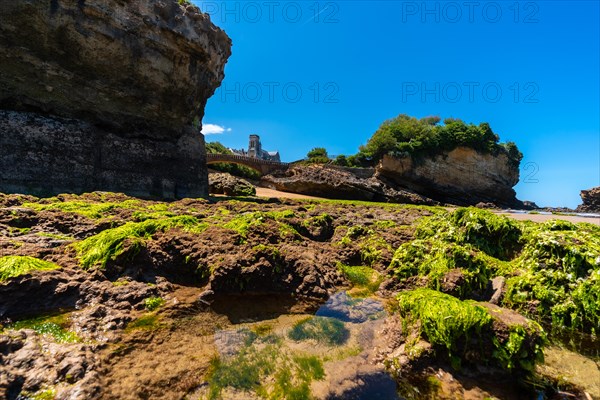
(206, 153, 289, 167)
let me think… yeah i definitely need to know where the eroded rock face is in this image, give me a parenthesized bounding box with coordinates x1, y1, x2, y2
(576, 186, 600, 213)
(0, 0, 231, 199)
(0, 0, 231, 133)
(376, 148, 521, 207)
(209, 172, 256, 196)
(0, 111, 209, 198)
(262, 165, 437, 205)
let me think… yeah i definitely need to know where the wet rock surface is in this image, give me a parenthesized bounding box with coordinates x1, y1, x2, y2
(0, 192, 596, 399)
(377, 148, 522, 207)
(0, 192, 426, 399)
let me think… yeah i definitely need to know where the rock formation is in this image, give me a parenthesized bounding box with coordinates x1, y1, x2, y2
(209, 172, 256, 196)
(0, 0, 231, 199)
(261, 165, 437, 205)
(376, 148, 521, 207)
(576, 186, 600, 213)
(262, 147, 522, 207)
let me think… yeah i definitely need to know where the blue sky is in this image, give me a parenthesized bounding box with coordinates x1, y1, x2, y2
(197, 0, 599, 208)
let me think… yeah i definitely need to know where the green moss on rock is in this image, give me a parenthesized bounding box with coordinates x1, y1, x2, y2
(74, 216, 207, 269)
(397, 289, 545, 371)
(390, 208, 600, 333)
(0, 256, 60, 282)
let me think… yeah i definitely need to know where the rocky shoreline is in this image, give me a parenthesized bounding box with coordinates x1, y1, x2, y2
(261, 150, 530, 209)
(1, 192, 598, 399)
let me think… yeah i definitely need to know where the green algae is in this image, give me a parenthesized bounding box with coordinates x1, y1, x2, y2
(3, 312, 80, 343)
(301, 213, 333, 229)
(338, 263, 383, 296)
(338, 225, 393, 266)
(397, 289, 545, 371)
(21, 196, 185, 222)
(22, 199, 143, 219)
(390, 240, 497, 297)
(223, 210, 300, 242)
(19, 388, 56, 400)
(0, 256, 60, 282)
(74, 216, 208, 269)
(126, 314, 161, 332)
(144, 296, 165, 311)
(390, 208, 600, 333)
(504, 220, 600, 332)
(415, 207, 521, 260)
(207, 332, 325, 400)
(398, 289, 492, 357)
(288, 316, 349, 346)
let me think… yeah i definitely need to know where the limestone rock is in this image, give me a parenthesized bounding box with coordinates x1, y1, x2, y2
(576, 186, 600, 213)
(0, 0, 231, 133)
(376, 148, 521, 207)
(262, 165, 437, 205)
(208, 172, 256, 196)
(0, 0, 231, 199)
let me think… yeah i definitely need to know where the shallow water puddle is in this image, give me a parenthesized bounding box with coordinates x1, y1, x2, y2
(192, 291, 398, 400)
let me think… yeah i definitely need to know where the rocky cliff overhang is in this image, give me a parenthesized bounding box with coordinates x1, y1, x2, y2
(0, 0, 231, 134)
(0, 0, 232, 199)
(376, 147, 521, 207)
(576, 186, 600, 213)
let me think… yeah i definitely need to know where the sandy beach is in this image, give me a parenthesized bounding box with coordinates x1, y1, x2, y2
(255, 188, 600, 226)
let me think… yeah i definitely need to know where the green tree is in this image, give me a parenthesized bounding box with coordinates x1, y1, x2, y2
(206, 141, 232, 155)
(352, 114, 522, 169)
(359, 129, 397, 160)
(307, 147, 328, 159)
(306, 147, 330, 164)
(333, 155, 349, 166)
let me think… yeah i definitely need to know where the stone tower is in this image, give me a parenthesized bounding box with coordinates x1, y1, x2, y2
(248, 134, 261, 158)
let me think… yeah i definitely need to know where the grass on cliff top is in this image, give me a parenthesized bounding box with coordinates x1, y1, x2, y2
(390, 208, 600, 333)
(74, 216, 208, 269)
(0, 256, 60, 282)
(397, 288, 545, 371)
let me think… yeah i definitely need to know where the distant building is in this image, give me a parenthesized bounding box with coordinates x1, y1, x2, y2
(231, 134, 281, 162)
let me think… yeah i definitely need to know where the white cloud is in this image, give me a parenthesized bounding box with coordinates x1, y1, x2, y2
(202, 124, 232, 135)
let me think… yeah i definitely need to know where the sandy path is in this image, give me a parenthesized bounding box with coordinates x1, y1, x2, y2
(255, 187, 326, 200)
(255, 188, 600, 226)
(497, 212, 599, 225)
